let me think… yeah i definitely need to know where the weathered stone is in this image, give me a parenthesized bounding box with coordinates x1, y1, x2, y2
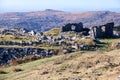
(90, 22, 114, 38)
(0, 48, 56, 65)
(61, 22, 83, 32)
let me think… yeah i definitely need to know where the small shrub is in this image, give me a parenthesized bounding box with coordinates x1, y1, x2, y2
(12, 68, 23, 72)
(40, 71, 49, 75)
(16, 58, 24, 64)
(9, 55, 41, 65)
(0, 69, 7, 74)
(54, 58, 63, 65)
(59, 78, 69, 80)
(9, 59, 18, 66)
(72, 71, 81, 74)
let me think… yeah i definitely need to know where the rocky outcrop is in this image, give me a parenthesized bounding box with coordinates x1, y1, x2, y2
(0, 48, 56, 65)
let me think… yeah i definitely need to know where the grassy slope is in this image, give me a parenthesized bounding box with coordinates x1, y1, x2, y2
(1, 50, 120, 80)
(44, 28, 60, 37)
(1, 29, 120, 80)
(0, 34, 37, 42)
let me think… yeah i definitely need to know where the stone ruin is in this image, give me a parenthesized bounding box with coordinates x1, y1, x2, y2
(61, 22, 83, 32)
(61, 22, 90, 36)
(61, 22, 114, 39)
(90, 22, 114, 38)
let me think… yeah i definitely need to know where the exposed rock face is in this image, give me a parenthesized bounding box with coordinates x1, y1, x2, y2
(61, 22, 83, 32)
(90, 22, 114, 38)
(0, 48, 55, 65)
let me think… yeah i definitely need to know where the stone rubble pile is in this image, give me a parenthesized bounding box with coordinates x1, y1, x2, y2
(0, 48, 56, 65)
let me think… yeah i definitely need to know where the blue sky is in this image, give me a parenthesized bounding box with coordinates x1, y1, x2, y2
(0, 0, 120, 12)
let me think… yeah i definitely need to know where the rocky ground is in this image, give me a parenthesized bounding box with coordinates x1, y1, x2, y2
(0, 47, 57, 65)
(1, 49, 120, 80)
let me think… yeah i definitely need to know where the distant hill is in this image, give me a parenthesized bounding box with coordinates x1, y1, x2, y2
(0, 9, 120, 32)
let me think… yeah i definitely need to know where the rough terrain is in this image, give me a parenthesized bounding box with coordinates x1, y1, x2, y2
(1, 49, 120, 80)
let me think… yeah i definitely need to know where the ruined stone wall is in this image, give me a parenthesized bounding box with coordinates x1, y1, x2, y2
(104, 22, 114, 38)
(61, 22, 83, 32)
(90, 22, 114, 38)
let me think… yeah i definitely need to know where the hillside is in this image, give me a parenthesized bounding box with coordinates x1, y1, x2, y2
(0, 10, 120, 31)
(1, 50, 120, 80)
